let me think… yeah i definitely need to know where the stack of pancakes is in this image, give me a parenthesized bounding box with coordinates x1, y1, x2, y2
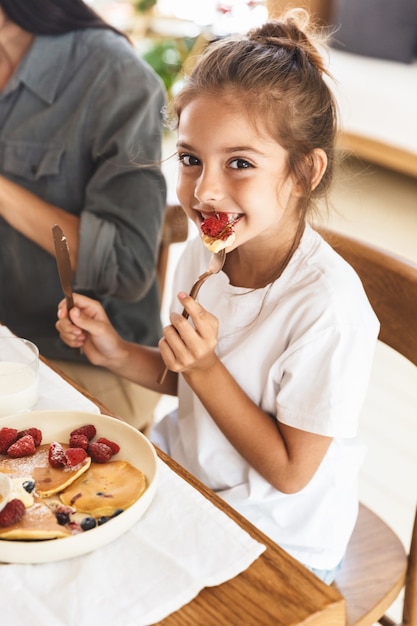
(0, 444, 146, 540)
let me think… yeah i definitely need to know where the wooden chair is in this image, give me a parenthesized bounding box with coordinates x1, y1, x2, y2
(157, 203, 188, 299)
(317, 226, 417, 626)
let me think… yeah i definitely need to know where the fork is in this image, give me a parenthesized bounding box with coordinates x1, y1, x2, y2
(157, 248, 227, 384)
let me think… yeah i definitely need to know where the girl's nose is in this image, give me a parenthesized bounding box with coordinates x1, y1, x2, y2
(194, 168, 223, 203)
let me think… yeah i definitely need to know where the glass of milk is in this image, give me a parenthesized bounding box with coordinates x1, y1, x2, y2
(0, 338, 39, 417)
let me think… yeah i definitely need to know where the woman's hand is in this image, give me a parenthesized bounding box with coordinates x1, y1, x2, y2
(56, 293, 126, 368)
(158, 292, 220, 375)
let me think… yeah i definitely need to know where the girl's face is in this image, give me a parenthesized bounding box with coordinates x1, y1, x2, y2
(176, 94, 302, 253)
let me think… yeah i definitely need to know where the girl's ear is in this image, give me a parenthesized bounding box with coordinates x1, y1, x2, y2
(310, 148, 328, 190)
(291, 148, 328, 197)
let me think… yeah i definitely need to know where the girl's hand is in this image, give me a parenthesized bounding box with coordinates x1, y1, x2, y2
(159, 292, 219, 374)
(56, 293, 125, 367)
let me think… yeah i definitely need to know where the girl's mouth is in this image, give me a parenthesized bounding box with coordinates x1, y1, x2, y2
(199, 212, 243, 253)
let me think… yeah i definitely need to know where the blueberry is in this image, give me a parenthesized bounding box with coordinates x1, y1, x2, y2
(80, 516, 97, 531)
(56, 511, 71, 525)
(111, 508, 123, 518)
(22, 480, 35, 494)
(97, 516, 110, 526)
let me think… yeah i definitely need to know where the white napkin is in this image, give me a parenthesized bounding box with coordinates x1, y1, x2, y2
(1, 459, 265, 625)
(0, 326, 100, 414)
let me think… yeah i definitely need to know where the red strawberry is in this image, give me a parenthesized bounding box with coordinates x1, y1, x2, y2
(69, 433, 89, 450)
(201, 213, 229, 237)
(48, 441, 66, 468)
(7, 434, 36, 458)
(88, 441, 112, 463)
(17, 427, 42, 447)
(70, 424, 96, 441)
(0, 427, 18, 454)
(64, 447, 88, 467)
(96, 437, 120, 456)
(0, 499, 26, 527)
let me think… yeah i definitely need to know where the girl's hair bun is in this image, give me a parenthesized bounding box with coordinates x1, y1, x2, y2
(247, 8, 328, 76)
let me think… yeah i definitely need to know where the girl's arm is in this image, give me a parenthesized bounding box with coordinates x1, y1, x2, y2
(56, 293, 178, 396)
(160, 293, 332, 493)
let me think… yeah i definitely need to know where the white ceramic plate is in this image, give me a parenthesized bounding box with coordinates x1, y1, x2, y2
(0, 410, 158, 564)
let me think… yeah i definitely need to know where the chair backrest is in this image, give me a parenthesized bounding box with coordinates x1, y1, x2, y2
(157, 203, 188, 301)
(318, 227, 417, 367)
(317, 226, 417, 626)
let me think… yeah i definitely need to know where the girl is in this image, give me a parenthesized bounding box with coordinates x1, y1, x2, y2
(56, 9, 379, 583)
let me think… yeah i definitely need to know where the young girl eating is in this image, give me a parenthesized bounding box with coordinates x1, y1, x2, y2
(56, 9, 379, 583)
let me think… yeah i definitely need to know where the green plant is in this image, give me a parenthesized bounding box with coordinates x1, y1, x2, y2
(134, 0, 157, 13)
(141, 37, 195, 95)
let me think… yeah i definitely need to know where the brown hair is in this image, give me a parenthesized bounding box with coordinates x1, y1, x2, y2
(170, 9, 337, 217)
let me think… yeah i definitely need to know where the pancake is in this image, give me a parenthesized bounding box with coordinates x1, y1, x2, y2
(0, 498, 71, 540)
(60, 460, 147, 517)
(0, 444, 91, 498)
(201, 231, 235, 253)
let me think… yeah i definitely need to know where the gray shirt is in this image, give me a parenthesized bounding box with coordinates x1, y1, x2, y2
(0, 28, 167, 360)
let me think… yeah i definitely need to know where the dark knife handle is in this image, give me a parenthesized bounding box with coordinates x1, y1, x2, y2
(65, 292, 82, 355)
(66, 295, 75, 311)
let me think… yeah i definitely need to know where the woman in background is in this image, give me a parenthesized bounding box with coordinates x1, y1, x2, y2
(0, 0, 167, 429)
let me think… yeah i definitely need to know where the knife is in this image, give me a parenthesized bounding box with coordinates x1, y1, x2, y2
(52, 224, 75, 311)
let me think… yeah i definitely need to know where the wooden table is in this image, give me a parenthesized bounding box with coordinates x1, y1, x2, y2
(48, 359, 347, 626)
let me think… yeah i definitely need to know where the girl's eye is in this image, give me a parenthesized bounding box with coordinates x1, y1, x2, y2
(229, 158, 252, 170)
(178, 153, 200, 167)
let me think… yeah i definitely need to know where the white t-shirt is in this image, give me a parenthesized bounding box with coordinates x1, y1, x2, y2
(152, 224, 379, 569)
